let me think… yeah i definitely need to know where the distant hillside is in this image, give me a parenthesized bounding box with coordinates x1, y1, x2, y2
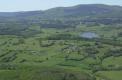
(0, 4, 122, 36)
(0, 4, 122, 23)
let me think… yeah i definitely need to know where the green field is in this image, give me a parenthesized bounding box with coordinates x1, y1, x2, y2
(0, 24, 122, 80)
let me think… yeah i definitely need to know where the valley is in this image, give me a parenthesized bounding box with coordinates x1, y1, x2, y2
(0, 24, 122, 80)
(0, 4, 122, 80)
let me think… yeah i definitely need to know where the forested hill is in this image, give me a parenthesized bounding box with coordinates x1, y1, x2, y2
(0, 4, 122, 36)
(0, 4, 122, 19)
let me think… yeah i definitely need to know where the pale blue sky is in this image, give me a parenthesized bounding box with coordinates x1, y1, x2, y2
(0, 0, 122, 12)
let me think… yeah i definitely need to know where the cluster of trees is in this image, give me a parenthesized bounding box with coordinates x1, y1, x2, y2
(83, 47, 99, 55)
(0, 63, 16, 70)
(1, 52, 17, 62)
(107, 48, 122, 57)
(39, 40, 55, 47)
(118, 32, 122, 37)
(47, 34, 75, 40)
(98, 48, 122, 66)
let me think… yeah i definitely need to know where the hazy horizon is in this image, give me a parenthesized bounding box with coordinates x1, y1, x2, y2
(0, 0, 122, 12)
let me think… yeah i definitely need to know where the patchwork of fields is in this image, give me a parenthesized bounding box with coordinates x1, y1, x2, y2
(0, 25, 122, 80)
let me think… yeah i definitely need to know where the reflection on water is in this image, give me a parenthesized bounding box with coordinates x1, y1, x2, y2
(80, 32, 99, 39)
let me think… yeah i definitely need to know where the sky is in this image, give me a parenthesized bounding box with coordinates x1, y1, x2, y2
(0, 0, 122, 12)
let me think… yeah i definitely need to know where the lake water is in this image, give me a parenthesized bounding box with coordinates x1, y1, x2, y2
(80, 32, 99, 39)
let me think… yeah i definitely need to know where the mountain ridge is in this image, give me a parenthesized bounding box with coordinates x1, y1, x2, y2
(0, 4, 122, 36)
(0, 4, 122, 19)
(0, 4, 122, 13)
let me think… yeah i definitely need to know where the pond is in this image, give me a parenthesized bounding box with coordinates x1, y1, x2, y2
(80, 32, 99, 39)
